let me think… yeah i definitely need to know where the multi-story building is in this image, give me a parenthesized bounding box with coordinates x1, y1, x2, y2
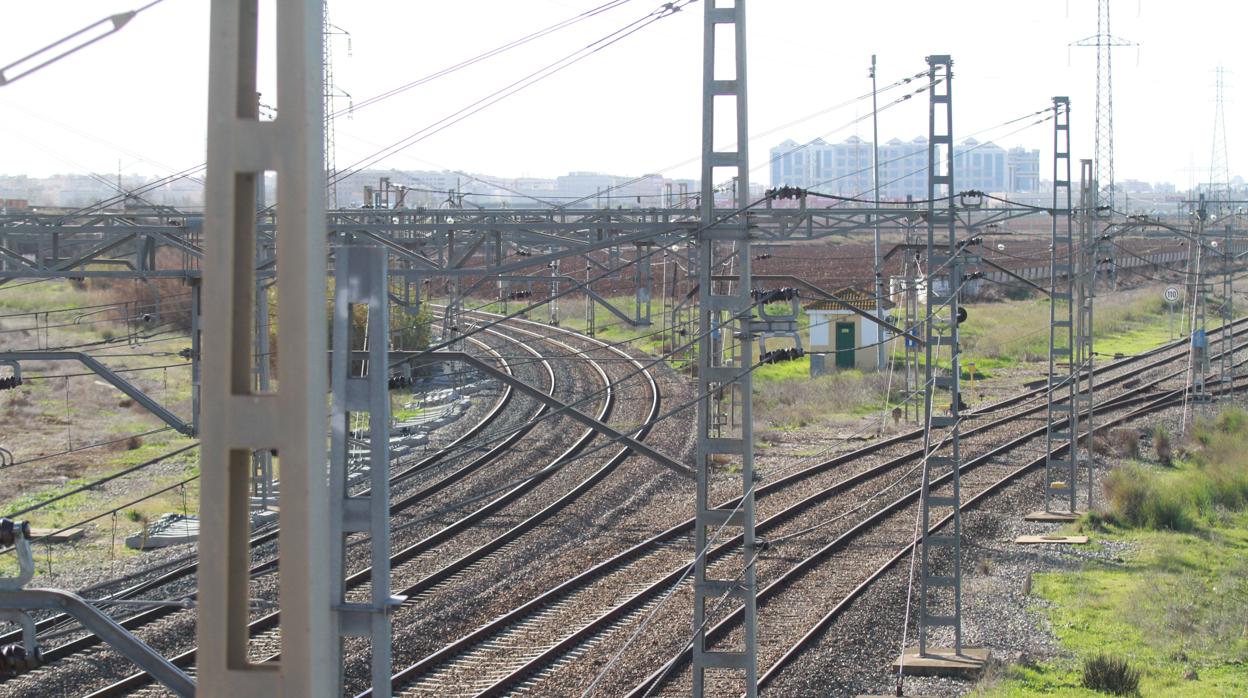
(769, 139, 810, 189)
(953, 138, 1006, 193)
(771, 135, 1038, 201)
(769, 136, 873, 195)
(1007, 147, 1040, 193)
(878, 137, 927, 201)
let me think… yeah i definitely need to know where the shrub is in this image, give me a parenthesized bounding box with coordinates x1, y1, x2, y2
(1154, 426, 1172, 466)
(89, 248, 194, 331)
(1107, 428, 1140, 458)
(1077, 510, 1111, 533)
(1103, 465, 1151, 525)
(1092, 435, 1114, 456)
(1102, 464, 1193, 531)
(1082, 653, 1141, 695)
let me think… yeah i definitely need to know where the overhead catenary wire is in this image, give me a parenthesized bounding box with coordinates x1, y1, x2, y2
(328, 1, 696, 188)
(54, 2, 646, 217)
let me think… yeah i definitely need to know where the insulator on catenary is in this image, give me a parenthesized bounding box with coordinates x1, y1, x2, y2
(505, 290, 533, 300)
(0, 518, 30, 546)
(750, 288, 800, 304)
(760, 347, 804, 365)
(387, 374, 414, 391)
(0, 643, 41, 671)
(0, 375, 22, 390)
(765, 185, 806, 200)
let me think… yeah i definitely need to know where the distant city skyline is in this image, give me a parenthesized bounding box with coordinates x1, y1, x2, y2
(0, 2, 1244, 192)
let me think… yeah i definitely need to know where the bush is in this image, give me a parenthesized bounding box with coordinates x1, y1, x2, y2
(1092, 435, 1114, 456)
(1082, 653, 1141, 695)
(89, 248, 194, 331)
(1107, 428, 1140, 458)
(1102, 464, 1193, 531)
(1154, 426, 1173, 466)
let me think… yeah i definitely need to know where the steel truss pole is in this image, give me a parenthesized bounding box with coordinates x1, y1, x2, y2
(1075, 159, 1096, 510)
(330, 238, 398, 696)
(903, 204, 920, 423)
(1045, 97, 1078, 514)
(917, 54, 966, 657)
(199, 0, 333, 695)
(872, 54, 886, 371)
(693, 2, 758, 696)
(189, 279, 201, 436)
(1191, 195, 1210, 402)
(1221, 224, 1235, 398)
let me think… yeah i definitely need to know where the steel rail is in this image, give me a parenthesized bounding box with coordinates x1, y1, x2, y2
(87, 313, 656, 697)
(628, 366, 1245, 696)
(379, 321, 1246, 698)
(0, 331, 527, 687)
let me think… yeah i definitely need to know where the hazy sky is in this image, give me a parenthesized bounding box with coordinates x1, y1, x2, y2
(0, 0, 1243, 189)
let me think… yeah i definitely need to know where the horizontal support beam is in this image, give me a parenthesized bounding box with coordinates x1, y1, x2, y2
(0, 588, 195, 697)
(0, 351, 194, 435)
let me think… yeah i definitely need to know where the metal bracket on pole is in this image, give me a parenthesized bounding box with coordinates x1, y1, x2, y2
(693, 2, 758, 696)
(0, 520, 195, 696)
(0, 351, 193, 435)
(331, 240, 400, 697)
(916, 54, 965, 658)
(198, 0, 333, 695)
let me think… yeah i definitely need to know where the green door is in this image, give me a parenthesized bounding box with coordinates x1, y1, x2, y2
(835, 322, 855, 369)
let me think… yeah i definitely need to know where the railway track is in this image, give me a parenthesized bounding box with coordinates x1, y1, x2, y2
(630, 372, 1229, 696)
(81, 312, 666, 697)
(7, 311, 1241, 697)
(358, 319, 1246, 698)
(0, 324, 559, 696)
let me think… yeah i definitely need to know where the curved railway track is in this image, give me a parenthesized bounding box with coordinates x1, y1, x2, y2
(0, 323, 559, 696)
(6, 311, 1243, 697)
(359, 319, 1247, 698)
(81, 311, 666, 697)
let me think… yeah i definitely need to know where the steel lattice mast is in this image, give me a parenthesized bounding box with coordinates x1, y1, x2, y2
(692, 2, 758, 695)
(917, 54, 965, 657)
(1209, 66, 1231, 208)
(1071, 0, 1134, 215)
(1045, 97, 1078, 514)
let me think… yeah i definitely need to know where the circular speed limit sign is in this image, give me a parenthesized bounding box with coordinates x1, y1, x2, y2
(1164, 286, 1180, 303)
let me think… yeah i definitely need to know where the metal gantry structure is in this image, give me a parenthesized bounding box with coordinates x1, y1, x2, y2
(1045, 96, 1079, 515)
(692, 2, 759, 695)
(6, 4, 1246, 696)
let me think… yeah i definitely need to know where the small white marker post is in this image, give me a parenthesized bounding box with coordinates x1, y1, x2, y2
(1165, 286, 1180, 340)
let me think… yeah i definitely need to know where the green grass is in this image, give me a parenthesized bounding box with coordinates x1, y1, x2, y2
(0, 279, 201, 577)
(979, 520, 1248, 697)
(956, 284, 1240, 365)
(980, 407, 1248, 697)
(754, 355, 812, 383)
